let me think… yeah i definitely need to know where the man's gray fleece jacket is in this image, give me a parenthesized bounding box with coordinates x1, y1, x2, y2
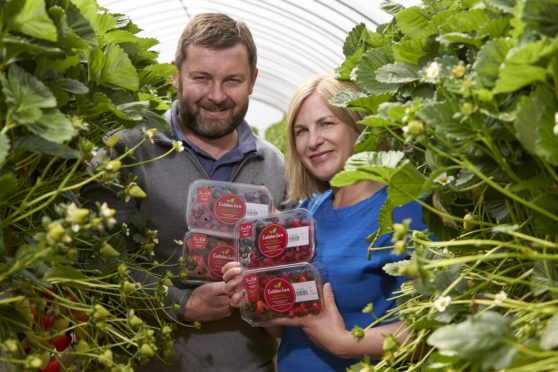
(85, 117, 287, 371)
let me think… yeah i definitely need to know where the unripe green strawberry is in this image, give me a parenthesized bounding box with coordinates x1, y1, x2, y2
(463, 213, 476, 231)
(406, 120, 424, 135)
(106, 160, 122, 172)
(140, 343, 155, 357)
(142, 243, 155, 253)
(129, 315, 143, 329)
(100, 242, 119, 258)
(75, 339, 89, 353)
(2, 339, 18, 353)
(67, 207, 90, 224)
(98, 349, 113, 367)
(162, 325, 172, 335)
(383, 334, 398, 351)
(54, 317, 70, 331)
(452, 63, 466, 77)
(25, 355, 43, 369)
(47, 223, 66, 243)
(121, 280, 136, 294)
(351, 325, 365, 340)
(461, 102, 474, 116)
(393, 240, 406, 254)
(128, 184, 147, 198)
(104, 134, 120, 148)
(93, 304, 111, 320)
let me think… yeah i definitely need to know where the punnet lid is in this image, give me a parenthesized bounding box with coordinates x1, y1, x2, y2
(186, 180, 273, 237)
(239, 262, 324, 327)
(182, 230, 236, 283)
(235, 208, 315, 269)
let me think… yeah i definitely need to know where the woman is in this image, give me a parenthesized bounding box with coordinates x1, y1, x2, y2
(224, 75, 427, 371)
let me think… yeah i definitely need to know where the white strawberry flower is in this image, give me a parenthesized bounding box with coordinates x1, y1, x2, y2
(434, 295, 451, 312)
(434, 172, 455, 186)
(494, 291, 508, 305)
(426, 61, 440, 80)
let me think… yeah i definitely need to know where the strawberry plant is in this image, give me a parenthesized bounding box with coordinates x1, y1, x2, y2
(0, 0, 183, 370)
(332, 0, 558, 370)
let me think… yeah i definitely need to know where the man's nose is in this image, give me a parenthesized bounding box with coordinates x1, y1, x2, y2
(207, 82, 226, 103)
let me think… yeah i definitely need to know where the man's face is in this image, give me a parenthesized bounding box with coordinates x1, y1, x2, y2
(173, 44, 258, 139)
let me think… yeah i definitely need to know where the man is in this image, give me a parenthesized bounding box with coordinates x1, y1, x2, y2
(88, 13, 286, 371)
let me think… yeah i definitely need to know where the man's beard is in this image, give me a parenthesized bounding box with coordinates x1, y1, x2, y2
(177, 88, 248, 140)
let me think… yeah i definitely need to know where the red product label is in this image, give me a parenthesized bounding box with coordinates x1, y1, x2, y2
(258, 224, 288, 258)
(239, 222, 253, 238)
(263, 278, 295, 312)
(244, 273, 259, 301)
(214, 193, 247, 224)
(207, 244, 236, 278)
(196, 188, 212, 203)
(189, 233, 208, 250)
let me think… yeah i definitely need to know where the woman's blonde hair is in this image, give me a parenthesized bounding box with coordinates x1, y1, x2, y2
(285, 75, 367, 203)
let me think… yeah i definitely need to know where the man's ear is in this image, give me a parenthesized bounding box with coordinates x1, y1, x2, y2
(171, 60, 180, 90)
(248, 68, 258, 95)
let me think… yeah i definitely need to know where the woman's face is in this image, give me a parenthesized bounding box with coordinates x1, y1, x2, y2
(293, 93, 360, 182)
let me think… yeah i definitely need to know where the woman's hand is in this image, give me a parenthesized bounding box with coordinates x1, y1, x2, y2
(222, 261, 244, 308)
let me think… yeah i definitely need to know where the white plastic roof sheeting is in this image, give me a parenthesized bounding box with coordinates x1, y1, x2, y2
(97, 0, 417, 130)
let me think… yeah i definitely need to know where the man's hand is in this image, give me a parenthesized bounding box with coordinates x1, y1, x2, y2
(183, 282, 232, 322)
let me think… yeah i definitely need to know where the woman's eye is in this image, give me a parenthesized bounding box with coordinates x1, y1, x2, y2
(294, 128, 307, 136)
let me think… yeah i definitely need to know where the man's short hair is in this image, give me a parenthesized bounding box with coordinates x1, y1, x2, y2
(175, 13, 257, 72)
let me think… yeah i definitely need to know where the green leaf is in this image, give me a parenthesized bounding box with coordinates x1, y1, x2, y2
(343, 23, 367, 57)
(473, 38, 514, 89)
(44, 265, 88, 282)
(381, 1, 406, 16)
(330, 90, 391, 114)
(531, 194, 558, 236)
(100, 44, 139, 91)
(104, 29, 142, 45)
(95, 12, 117, 35)
(14, 135, 80, 158)
(419, 100, 476, 140)
(336, 44, 366, 80)
(115, 101, 149, 121)
(0, 134, 10, 168)
(428, 312, 516, 368)
(354, 127, 386, 154)
(47, 78, 88, 94)
(387, 163, 426, 206)
(395, 6, 436, 38)
(487, 0, 516, 14)
(522, 0, 558, 38)
(355, 47, 398, 95)
(375, 63, 420, 84)
(0, 173, 18, 198)
(8, 0, 57, 41)
(27, 109, 75, 144)
(139, 63, 176, 86)
(439, 9, 490, 33)
(494, 40, 549, 94)
(541, 313, 558, 350)
(1, 64, 57, 124)
(515, 86, 558, 165)
(331, 151, 406, 187)
(531, 260, 558, 297)
(393, 37, 429, 65)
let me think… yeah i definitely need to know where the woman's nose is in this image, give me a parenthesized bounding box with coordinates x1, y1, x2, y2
(307, 128, 324, 149)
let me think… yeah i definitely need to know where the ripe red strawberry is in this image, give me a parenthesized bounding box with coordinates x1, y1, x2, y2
(294, 303, 309, 317)
(41, 314, 55, 329)
(310, 302, 322, 314)
(255, 300, 269, 316)
(39, 359, 61, 372)
(49, 334, 72, 351)
(288, 309, 296, 318)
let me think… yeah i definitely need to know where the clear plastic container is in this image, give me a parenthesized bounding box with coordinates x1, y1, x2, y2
(186, 180, 273, 237)
(235, 208, 315, 269)
(183, 231, 236, 283)
(239, 262, 324, 326)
